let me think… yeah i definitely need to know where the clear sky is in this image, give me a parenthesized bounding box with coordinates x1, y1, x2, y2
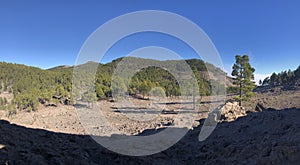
(0, 0, 299, 82)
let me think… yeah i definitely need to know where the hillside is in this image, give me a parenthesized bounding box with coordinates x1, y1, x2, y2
(0, 58, 299, 164)
(0, 57, 229, 113)
(47, 65, 71, 71)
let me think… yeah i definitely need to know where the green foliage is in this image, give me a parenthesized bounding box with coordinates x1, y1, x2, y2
(295, 66, 300, 80)
(149, 87, 165, 98)
(82, 90, 97, 108)
(95, 84, 105, 99)
(129, 66, 180, 98)
(227, 86, 239, 94)
(262, 77, 270, 85)
(262, 66, 300, 86)
(0, 97, 5, 110)
(210, 80, 225, 95)
(6, 104, 17, 118)
(14, 93, 39, 111)
(111, 77, 128, 98)
(231, 55, 255, 106)
(0, 57, 228, 112)
(82, 91, 97, 102)
(193, 68, 209, 96)
(127, 64, 224, 99)
(0, 97, 7, 105)
(0, 62, 73, 111)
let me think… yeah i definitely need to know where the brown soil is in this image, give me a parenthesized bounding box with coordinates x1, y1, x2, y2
(0, 97, 211, 136)
(0, 87, 299, 164)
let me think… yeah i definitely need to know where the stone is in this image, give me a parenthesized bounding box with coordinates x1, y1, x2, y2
(215, 101, 247, 122)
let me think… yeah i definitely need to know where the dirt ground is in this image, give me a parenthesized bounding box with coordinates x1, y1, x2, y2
(0, 96, 214, 136)
(0, 87, 299, 164)
(0, 87, 299, 136)
(244, 86, 300, 110)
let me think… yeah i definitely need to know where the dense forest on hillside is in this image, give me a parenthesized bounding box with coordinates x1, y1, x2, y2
(0, 57, 227, 113)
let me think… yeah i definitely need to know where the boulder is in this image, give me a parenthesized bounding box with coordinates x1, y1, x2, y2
(255, 102, 266, 112)
(208, 101, 247, 122)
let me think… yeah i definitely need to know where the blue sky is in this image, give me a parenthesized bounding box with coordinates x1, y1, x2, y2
(0, 0, 299, 82)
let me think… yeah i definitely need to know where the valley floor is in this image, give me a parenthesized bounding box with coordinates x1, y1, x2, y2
(0, 87, 299, 164)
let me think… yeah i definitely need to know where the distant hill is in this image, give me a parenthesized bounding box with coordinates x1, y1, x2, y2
(47, 65, 71, 71)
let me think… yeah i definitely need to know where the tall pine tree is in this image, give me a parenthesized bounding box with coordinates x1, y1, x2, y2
(231, 55, 255, 106)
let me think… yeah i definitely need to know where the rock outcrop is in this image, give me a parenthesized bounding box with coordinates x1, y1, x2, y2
(208, 101, 247, 123)
(219, 101, 247, 122)
(255, 102, 266, 112)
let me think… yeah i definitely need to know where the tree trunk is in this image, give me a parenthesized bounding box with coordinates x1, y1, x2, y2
(239, 81, 242, 106)
(193, 83, 195, 110)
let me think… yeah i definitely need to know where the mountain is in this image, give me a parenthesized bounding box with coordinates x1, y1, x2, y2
(0, 57, 229, 112)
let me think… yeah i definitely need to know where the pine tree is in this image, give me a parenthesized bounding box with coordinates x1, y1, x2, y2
(82, 90, 97, 108)
(295, 66, 300, 80)
(95, 84, 105, 99)
(270, 72, 278, 85)
(231, 55, 255, 106)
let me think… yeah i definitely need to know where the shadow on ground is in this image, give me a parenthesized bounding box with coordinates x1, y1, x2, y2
(0, 108, 299, 164)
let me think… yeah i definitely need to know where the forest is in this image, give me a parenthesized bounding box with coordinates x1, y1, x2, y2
(0, 57, 227, 112)
(261, 66, 300, 86)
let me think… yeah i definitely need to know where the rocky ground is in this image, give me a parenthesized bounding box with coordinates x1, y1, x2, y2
(0, 86, 299, 164)
(0, 97, 208, 136)
(0, 107, 299, 164)
(246, 85, 300, 110)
